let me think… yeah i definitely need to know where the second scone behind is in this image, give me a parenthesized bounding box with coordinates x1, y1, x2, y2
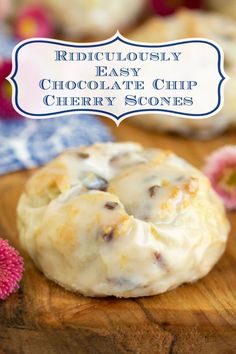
(128, 9, 236, 138)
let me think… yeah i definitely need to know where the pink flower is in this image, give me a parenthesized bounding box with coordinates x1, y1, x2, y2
(151, 0, 202, 16)
(14, 5, 54, 40)
(203, 145, 236, 210)
(0, 59, 20, 119)
(0, 238, 24, 300)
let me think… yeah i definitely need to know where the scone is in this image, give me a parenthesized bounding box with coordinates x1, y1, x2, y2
(17, 142, 229, 297)
(128, 10, 236, 138)
(17, 0, 146, 38)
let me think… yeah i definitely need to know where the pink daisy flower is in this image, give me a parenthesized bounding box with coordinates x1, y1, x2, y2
(151, 0, 202, 16)
(14, 5, 54, 40)
(203, 145, 236, 210)
(0, 59, 20, 119)
(0, 238, 24, 300)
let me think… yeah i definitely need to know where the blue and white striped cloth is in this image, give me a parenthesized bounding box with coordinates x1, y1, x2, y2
(0, 115, 113, 175)
(0, 30, 113, 175)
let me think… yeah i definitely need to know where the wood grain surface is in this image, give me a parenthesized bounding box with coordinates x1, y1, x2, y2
(0, 119, 236, 354)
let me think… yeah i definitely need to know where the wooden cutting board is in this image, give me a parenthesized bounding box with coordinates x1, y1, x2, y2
(0, 119, 236, 354)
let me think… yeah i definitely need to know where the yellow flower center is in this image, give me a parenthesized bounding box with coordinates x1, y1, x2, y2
(1, 80, 12, 100)
(19, 17, 38, 38)
(220, 167, 236, 192)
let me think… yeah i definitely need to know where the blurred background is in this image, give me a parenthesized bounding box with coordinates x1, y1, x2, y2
(0, 0, 236, 178)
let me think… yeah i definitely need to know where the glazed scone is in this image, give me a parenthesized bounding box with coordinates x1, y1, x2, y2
(128, 10, 236, 138)
(17, 0, 146, 38)
(17, 142, 230, 297)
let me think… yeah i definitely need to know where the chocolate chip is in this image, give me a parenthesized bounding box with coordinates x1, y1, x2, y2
(154, 251, 161, 262)
(78, 152, 89, 159)
(98, 182, 108, 192)
(103, 229, 114, 242)
(104, 201, 119, 210)
(109, 155, 119, 164)
(148, 185, 159, 197)
(109, 153, 129, 164)
(153, 251, 167, 270)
